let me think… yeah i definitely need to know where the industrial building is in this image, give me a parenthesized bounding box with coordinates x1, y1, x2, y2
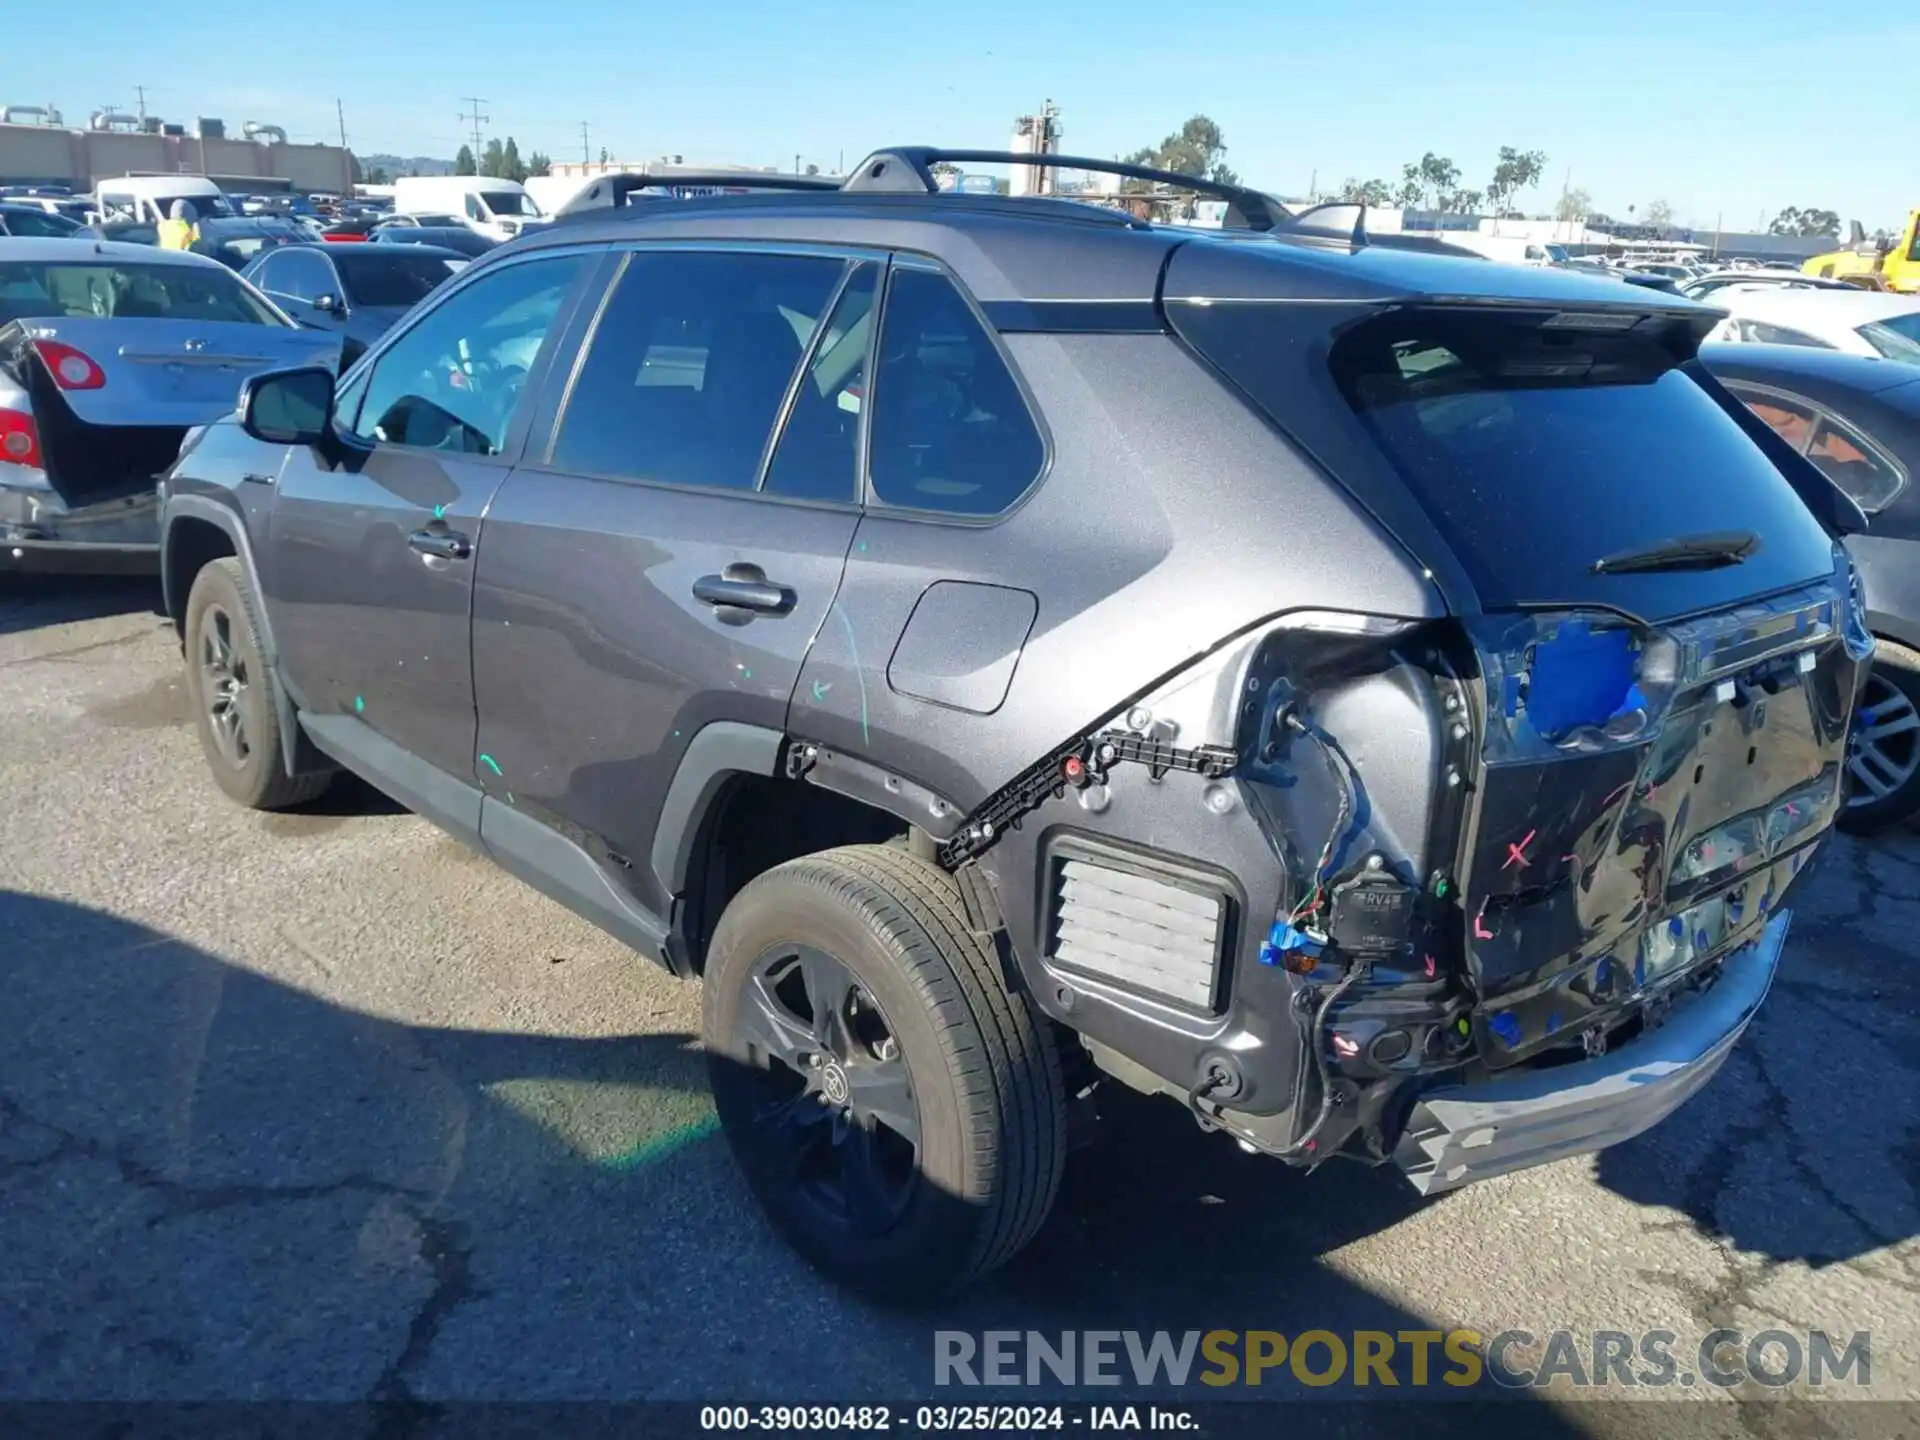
(0, 104, 355, 197)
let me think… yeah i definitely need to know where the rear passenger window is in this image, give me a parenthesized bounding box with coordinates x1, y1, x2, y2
(549, 250, 844, 490)
(868, 266, 1044, 516)
(762, 262, 878, 503)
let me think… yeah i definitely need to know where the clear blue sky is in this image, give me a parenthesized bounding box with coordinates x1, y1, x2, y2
(22, 0, 1915, 229)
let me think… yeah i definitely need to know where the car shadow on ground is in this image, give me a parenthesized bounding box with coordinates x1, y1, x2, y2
(0, 889, 1584, 1427)
(0, 574, 164, 637)
(1593, 832, 1920, 1268)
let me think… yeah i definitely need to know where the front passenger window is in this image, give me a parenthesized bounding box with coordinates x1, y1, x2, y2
(348, 254, 587, 457)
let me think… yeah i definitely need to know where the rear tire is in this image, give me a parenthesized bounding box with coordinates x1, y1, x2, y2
(702, 844, 1066, 1300)
(1839, 640, 1920, 834)
(183, 557, 332, 811)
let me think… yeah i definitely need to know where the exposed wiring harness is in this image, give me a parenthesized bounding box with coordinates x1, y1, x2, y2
(1276, 962, 1367, 1160)
(1283, 713, 1364, 928)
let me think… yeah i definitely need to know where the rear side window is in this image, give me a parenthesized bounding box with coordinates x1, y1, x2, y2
(1725, 381, 1909, 514)
(868, 266, 1044, 516)
(549, 250, 844, 489)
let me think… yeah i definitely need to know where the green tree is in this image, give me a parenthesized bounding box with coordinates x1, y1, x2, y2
(481, 138, 506, 178)
(1555, 186, 1592, 223)
(365, 165, 390, 185)
(1769, 206, 1840, 238)
(454, 144, 477, 176)
(1129, 116, 1237, 187)
(1643, 198, 1675, 231)
(1487, 146, 1547, 216)
(1441, 187, 1484, 214)
(502, 136, 525, 183)
(1417, 153, 1460, 208)
(1393, 162, 1424, 208)
(526, 151, 551, 178)
(1336, 177, 1395, 206)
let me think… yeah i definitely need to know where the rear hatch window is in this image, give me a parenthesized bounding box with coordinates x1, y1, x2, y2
(1177, 300, 1838, 620)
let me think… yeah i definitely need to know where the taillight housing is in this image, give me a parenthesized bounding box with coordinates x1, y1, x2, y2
(0, 408, 43, 469)
(32, 339, 106, 391)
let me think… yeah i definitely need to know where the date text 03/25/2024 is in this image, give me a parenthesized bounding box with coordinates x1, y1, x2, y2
(699, 1407, 1195, 1432)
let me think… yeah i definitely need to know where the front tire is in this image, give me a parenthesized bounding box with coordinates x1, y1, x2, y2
(1839, 640, 1920, 834)
(702, 844, 1067, 1299)
(183, 557, 331, 811)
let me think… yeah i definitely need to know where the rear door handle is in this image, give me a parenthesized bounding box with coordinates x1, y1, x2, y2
(693, 563, 795, 617)
(408, 528, 471, 560)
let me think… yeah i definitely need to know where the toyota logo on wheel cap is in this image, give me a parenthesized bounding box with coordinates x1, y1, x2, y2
(820, 1060, 850, 1106)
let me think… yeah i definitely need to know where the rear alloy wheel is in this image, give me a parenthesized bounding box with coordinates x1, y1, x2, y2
(1839, 641, 1920, 834)
(703, 845, 1066, 1299)
(737, 945, 921, 1238)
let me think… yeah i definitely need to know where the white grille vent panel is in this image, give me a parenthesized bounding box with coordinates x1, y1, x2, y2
(1050, 858, 1224, 1010)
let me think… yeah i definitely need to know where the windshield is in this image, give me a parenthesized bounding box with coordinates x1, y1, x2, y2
(1543, 245, 1569, 263)
(0, 260, 283, 325)
(1859, 313, 1920, 362)
(479, 190, 542, 218)
(335, 250, 462, 307)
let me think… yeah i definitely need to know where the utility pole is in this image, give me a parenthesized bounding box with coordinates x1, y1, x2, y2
(794, 153, 802, 175)
(458, 97, 490, 160)
(580, 120, 591, 166)
(1558, 166, 1571, 241)
(134, 85, 148, 123)
(336, 98, 348, 151)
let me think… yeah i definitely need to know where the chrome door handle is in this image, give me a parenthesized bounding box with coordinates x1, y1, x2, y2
(408, 528, 471, 560)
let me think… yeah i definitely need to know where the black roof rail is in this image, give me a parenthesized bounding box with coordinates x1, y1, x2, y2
(555, 170, 840, 219)
(841, 146, 1301, 233)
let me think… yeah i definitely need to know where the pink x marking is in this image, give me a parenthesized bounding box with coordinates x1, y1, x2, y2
(1503, 829, 1537, 871)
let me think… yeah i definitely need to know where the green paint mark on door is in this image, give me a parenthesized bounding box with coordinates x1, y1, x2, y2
(479, 753, 503, 776)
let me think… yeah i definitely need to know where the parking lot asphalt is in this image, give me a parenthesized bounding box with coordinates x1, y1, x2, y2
(1, 574, 1916, 1431)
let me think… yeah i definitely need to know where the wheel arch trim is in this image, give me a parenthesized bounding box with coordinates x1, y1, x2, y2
(162, 493, 312, 778)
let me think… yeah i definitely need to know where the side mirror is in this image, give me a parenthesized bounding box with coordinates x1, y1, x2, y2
(240, 365, 337, 447)
(313, 292, 342, 314)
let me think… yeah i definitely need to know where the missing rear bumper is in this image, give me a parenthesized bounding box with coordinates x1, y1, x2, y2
(1393, 912, 1788, 1195)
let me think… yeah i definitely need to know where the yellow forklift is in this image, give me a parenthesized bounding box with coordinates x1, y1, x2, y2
(1804, 211, 1920, 292)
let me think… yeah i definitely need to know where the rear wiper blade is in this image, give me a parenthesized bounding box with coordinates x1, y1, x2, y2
(1590, 529, 1761, 575)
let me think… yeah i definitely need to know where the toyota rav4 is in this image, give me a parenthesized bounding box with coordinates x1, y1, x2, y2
(159, 148, 1873, 1298)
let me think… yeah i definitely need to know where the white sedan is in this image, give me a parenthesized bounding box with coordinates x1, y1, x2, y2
(1704, 288, 1920, 362)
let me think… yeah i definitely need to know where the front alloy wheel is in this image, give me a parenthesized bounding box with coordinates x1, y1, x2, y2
(198, 602, 253, 768)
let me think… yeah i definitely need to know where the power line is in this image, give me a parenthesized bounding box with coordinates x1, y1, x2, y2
(457, 97, 490, 158)
(580, 120, 591, 165)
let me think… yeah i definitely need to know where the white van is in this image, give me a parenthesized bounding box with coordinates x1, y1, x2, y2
(93, 176, 236, 225)
(524, 173, 598, 218)
(391, 176, 544, 241)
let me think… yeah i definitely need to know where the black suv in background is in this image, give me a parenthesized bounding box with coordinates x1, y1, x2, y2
(159, 149, 1872, 1297)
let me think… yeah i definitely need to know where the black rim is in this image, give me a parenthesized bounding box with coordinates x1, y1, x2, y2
(734, 944, 920, 1237)
(199, 603, 253, 769)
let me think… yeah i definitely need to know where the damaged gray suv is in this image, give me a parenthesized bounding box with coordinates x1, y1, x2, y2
(159, 148, 1874, 1298)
